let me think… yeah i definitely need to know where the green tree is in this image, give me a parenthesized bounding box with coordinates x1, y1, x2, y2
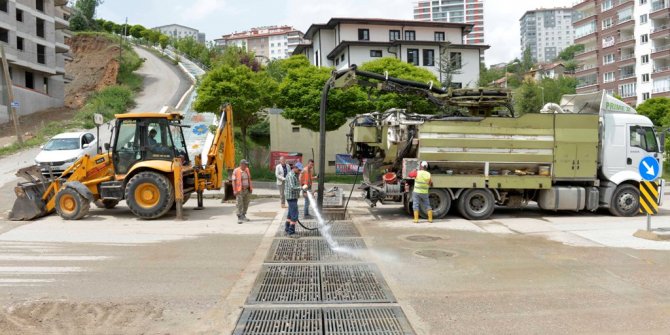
(538, 76, 577, 105)
(194, 65, 278, 159)
(69, 0, 104, 31)
(437, 43, 464, 88)
(556, 44, 585, 62)
(478, 63, 505, 87)
(515, 79, 543, 115)
(159, 34, 169, 51)
(129, 24, 146, 40)
(637, 97, 670, 126)
(521, 46, 534, 72)
(276, 56, 439, 131)
(102, 20, 116, 33)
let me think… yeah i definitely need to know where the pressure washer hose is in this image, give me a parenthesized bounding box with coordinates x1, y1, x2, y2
(295, 160, 363, 231)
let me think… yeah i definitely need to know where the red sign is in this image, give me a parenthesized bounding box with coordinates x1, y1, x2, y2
(270, 151, 303, 170)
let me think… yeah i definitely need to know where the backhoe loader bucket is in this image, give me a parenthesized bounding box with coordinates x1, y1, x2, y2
(223, 180, 235, 201)
(9, 166, 50, 221)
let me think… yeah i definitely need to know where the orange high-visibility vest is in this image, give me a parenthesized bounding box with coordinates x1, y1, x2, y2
(300, 168, 313, 187)
(232, 167, 252, 193)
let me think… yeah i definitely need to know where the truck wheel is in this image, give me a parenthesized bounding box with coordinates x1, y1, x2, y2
(403, 194, 413, 215)
(125, 172, 174, 219)
(427, 189, 451, 219)
(609, 184, 640, 217)
(55, 188, 90, 220)
(457, 188, 495, 220)
(95, 199, 119, 209)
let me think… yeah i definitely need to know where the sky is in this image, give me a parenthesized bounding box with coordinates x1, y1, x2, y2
(97, 0, 574, 66)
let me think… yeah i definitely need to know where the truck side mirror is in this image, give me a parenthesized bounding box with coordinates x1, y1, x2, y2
(104, 143, 110, 151)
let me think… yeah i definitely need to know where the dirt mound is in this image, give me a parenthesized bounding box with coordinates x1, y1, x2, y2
(0, 300, 164, 334)
(65, 35, 121, 109)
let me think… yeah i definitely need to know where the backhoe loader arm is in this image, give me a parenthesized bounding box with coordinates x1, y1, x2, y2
(193, 104, 235, 194)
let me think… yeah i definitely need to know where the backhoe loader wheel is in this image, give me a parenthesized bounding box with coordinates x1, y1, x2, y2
(95, 199, 119, 209)
(55, 188, 90, 220)
(125, 172, 174, 219)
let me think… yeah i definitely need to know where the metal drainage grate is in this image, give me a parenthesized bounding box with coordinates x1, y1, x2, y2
(248, 265, 320, 304)
(266, 238, 366, 263)
(276, 221, 360, 238)
(321, 264, 396, 303)
(234, 308, 322, 335)
(323, 307, 415, 335)
(234, 307, 416, 335)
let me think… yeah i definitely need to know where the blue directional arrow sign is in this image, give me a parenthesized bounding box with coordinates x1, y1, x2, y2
(639, 156, 660, 181)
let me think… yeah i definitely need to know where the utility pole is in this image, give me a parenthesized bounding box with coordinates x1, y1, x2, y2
(0, 45, 23, 144)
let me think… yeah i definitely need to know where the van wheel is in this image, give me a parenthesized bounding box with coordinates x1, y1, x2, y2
(55, 188, 90, 220)
(609, 184, 640, 217)
(125, 172, 174, 219)
(457, 188, 495, 220)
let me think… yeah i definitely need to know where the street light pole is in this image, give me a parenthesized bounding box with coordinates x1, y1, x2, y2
(540, 86, 545, 106)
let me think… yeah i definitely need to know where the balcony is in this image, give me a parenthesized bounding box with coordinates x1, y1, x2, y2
(652, 44, 670, 59)
(652, 66, 670, 78)
(574, 0, 595, 10)
(620, 72, 636, 80)
(651, 25, 669, 40)
(575, 46, 598, 58)
(576, 63, 598, 74)
(54, 0, 68, 6)
(650, 1, 670, 19)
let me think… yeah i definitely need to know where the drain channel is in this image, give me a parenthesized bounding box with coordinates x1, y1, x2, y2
(275, 221, 361, 238)
(321, 264, 396, 303)
(233, 307, 414, 335)
(248, 265, 320, 304)
(266, 239, 366, 263)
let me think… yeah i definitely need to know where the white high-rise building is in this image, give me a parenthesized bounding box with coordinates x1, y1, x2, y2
(520, 7, 575, 63)
(413, 0, 484, 45)
(573, 0, 670, 105)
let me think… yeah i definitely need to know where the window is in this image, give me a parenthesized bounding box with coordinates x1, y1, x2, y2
(389, 30, 400, 41)
(603, 54, 616, 64)
(407, 49, 419, 65)
(36, 18, 45, 38)
(602, 0, 613, 11)
(643, 92, 650, 100)
(292, 127, 300, 133)
(328, 161, 336, 167)
(629, 126, 658, 152)
(642, 73, 650, 82)
(422, 49, 434, 66)
(619, 82, 636, 98)
(434, 32, 445, 41)
(25, 71, 34, 89)
(341, 54, 345, 62)
(0, 0, 6, 12)
(602, 17, 613, 30)
(603, 72, 615, 83)
(450, 52, 462, 69)
(16, 9, 23, 22)
(36, 0, 44, 12)
(84, 133, 95, 144)
(641, 34, 648, 44)
(16, 36, 23, 51)
(640, 14, 648, 24)
(358, 29, 369, 41)
(640, 0, 647, 4)
(0, 28, 7, 43)
(335, 58, 339, 66)
(642, 55, 649, 64)
(43, 77, 49, 95)
(404, 30, 416, 41)
(370, 50, 382, 57)
(450, 82, 463, 89)
(37, 44, 45, 64)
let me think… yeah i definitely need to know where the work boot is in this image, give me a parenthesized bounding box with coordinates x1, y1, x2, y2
(237, 215, 243, 224)
(284, 221, 290, 234)
(428, 210, 433, 223)
(242, 214, 250, 222)
(413, 211, 419, 223)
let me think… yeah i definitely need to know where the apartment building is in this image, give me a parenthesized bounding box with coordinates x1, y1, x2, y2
(573, 0, 670, 105)
(153, 24, 205, 43)
(520, 7, 575, 62)
(0, 0, 71, 122)
(413, 0, 484, 45)
(215, 26, 304, 61)
(293, 18, 488, 88)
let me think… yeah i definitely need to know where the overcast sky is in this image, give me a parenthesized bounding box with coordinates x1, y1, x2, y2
(98, 0, 574, 66)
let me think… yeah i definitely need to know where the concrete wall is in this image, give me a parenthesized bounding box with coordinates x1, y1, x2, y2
(269, 111, 350, 174)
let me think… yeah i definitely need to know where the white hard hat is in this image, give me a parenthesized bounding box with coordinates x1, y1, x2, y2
(420, 161, 428, 168)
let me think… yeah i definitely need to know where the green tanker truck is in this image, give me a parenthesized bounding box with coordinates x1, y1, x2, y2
(331, 68, 665, 220)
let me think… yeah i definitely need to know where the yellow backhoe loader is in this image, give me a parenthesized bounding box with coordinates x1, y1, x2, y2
(9, 105, 236, 221)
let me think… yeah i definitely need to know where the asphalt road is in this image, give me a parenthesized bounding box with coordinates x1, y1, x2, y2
(0, 46, 190, 218)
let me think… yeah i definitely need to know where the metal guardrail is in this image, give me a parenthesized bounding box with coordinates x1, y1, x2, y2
(652, 44, 670, 53)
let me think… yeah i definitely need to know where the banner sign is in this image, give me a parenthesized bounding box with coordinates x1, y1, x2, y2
(335, 154, 365, 175)
(270, 151, 303, 170)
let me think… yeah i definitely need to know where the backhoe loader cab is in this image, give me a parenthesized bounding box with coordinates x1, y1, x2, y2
(112, 113, 190, 175)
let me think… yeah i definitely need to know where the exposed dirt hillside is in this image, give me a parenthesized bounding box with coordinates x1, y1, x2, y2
(65, 34, 121, 108)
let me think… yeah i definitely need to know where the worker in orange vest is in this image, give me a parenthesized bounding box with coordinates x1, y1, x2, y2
(300, 159, 315, 219)
(232, 159, 253, 224)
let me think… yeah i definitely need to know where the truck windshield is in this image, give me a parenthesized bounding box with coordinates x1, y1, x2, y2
(630, 126, 659, 153)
